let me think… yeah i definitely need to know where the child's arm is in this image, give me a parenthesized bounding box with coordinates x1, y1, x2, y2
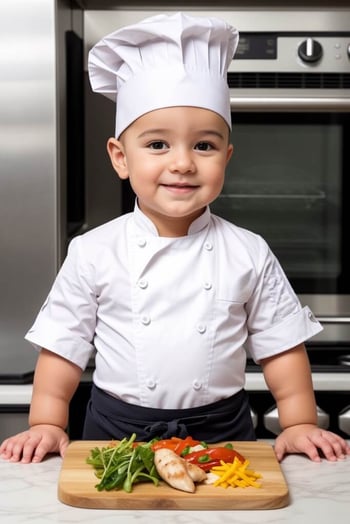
(0, 349, 82, 463)
(261, 344, 350, 462)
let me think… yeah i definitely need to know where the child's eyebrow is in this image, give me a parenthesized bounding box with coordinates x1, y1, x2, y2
(137, 129, 169, 139)
(196, 130, 226, 140)
(137, 129, 225, 140)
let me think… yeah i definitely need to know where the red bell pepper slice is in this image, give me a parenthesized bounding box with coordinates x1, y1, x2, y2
(151, 438, 180, 452)
(151, 436, 201, 453)
(184, 446, 245, 471)
(174, 436, 201, 455)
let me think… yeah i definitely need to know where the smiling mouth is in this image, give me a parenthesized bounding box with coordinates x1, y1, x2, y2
(161, 183, 199, 190)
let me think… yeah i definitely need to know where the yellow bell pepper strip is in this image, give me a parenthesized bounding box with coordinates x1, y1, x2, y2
(210, 458, 262, 488)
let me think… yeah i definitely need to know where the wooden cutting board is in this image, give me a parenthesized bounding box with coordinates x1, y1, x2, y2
(58, 441, 289, 510)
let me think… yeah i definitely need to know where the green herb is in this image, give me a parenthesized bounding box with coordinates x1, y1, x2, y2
(86, 433, 160, 493)
(180, 445, 191, 456)
(224, 442, 233, 449)
(198, 453, 210, 463)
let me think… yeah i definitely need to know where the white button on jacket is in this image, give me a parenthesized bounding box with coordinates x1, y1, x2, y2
(25, 203, 323, 409)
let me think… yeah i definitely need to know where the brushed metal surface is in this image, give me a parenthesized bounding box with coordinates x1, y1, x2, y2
(83, 9, 350, 57)
(339, 407, 350, 435)
(264, 406, 329, 435)
(228, 95, 350, 112)
(0, 1, 59, 374)
(299, 295, 350, 344)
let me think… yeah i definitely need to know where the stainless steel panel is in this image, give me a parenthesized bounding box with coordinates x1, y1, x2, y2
(339, 407, 350, 435)
(231, 36, 350, 74)
(83, 9, 350, 58)
(300, 295, 350, 317)
(83, 9, 350, 113)
(299, 295, 350, 344)
(0, 1, 59, 373)
(250, 409, 258, 429)
(229, 94, 350, 112)
(84, 76, 122, 231)
(0, 412, 29, 442)
(264, 406, 329, 435)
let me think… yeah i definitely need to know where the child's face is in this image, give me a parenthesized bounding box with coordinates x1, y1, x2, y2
(107, 106, 233, 236)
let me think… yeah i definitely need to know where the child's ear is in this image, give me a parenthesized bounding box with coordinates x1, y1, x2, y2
(226, 143, 234, 165)
(107, 138, 129, 179)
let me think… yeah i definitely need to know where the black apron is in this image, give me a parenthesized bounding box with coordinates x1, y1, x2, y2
(82, 385, 256, 442)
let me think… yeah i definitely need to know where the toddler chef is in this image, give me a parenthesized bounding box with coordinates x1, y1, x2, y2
(1, 12, 349, 464)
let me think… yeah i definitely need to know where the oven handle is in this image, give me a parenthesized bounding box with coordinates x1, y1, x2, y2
(317, 317, 350, 323)
(229, 96, 350, 112)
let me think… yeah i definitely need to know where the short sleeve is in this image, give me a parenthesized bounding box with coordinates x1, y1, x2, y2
(24, 236, 97, 370)
(244, 246, 323, 362)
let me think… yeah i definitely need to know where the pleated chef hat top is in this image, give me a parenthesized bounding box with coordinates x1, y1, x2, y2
(88, 12, 239, 137)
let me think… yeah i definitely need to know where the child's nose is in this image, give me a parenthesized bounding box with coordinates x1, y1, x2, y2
(169, 148, 195, 173)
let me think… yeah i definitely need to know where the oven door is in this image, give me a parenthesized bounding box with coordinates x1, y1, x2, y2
(210, 96, 350, 343)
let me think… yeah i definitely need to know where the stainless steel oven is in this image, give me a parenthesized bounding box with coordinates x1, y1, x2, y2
(211, 25, 350, 345)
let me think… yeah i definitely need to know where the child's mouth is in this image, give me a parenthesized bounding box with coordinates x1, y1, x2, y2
(162, 183, 198, 193)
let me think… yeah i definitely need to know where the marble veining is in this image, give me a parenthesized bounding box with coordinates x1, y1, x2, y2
(0, 447, 349, 524)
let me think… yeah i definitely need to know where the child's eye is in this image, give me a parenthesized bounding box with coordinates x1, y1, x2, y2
(195, 142, 213, 151)
(148, 141, 168, 150)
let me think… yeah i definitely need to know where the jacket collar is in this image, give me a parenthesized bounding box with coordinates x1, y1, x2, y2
(133, 199, 211, 237)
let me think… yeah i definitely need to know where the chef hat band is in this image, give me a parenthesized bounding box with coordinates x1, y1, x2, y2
(88, 12, 239, 138)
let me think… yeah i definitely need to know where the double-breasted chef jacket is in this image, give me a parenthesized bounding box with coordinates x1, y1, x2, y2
(25, 202, 322, 410)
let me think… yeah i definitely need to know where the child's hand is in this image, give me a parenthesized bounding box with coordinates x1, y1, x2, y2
(274, 424, 350, 462)
(0, 424, 69, 463)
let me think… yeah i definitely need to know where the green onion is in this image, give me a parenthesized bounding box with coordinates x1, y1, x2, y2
(86, 433, 160, 493)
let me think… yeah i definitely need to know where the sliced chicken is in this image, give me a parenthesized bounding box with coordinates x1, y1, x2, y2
(154, 448, 207, 493)
(184, 461, 207, 483)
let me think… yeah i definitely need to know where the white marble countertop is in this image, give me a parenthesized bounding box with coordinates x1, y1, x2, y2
(1, 445, 349, 524)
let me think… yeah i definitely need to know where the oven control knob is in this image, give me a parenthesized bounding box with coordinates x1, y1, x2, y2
(339, 406, 350, 435)
(298, 38, 323, 63)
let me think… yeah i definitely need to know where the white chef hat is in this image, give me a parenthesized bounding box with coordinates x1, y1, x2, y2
(88, 12, 239, 138)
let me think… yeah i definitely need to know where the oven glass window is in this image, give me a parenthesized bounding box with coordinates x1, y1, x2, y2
(210, 113, 348, 293)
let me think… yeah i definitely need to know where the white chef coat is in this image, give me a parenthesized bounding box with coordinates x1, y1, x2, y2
(25, 203, 323, 409)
